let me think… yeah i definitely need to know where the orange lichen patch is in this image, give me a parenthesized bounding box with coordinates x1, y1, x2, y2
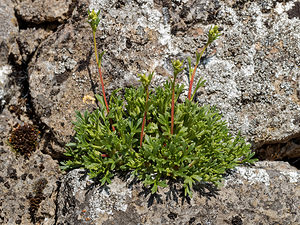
(144, 28, 158, 42)
(257, 40, 284, 57)
(11, 17, 18, 27)
(273, 76, 283, 95)
(267, 40, 285, 57)
(277, 40, 283, 48)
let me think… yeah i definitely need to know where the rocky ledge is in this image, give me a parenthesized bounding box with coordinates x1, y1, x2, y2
(56, 161, 300, 225)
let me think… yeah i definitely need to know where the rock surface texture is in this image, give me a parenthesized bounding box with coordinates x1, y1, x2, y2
(0, 0, 299, 224)
(0, 0, 18, 109)
(0, 146, 61, 225)
(56, 161, 300, 225)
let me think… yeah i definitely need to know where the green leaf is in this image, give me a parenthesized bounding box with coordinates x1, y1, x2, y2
(191, 77, 206, 100)
(151, 183, 158, 194)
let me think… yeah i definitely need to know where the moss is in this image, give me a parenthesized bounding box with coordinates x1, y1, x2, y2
(8, 123, 39, 158)
(28, 178, 48, 224)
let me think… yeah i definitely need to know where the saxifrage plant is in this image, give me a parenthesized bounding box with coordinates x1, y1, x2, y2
(61, 10, 256, 197)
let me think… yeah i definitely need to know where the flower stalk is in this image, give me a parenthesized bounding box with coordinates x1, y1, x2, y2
(88, 10, 115, 131)
(171, 60, 184, 135)
(138, 72, 154, 147)
(187, 45, 207, 100)
(187, 25, 221, 101)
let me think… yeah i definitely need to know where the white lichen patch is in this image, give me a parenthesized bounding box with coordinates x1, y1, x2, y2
(90, 0, 179, 56)
(204, 59, 241, 100)
(54, 57, 77, 75)
(225, 167, 270, 187)
(89, 0, 114, 13)
(274, 1, 296, 15)
(88, 178, 132, 219)
(0, 65, 12, 106)
(279, 171, 300, 183)
(62, 170, 94, 204)
(0, 65, 11, 81)
(218, 5, 239, 25)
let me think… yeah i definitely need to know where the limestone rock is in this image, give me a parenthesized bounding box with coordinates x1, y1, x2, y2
(56, 161, 300, 225)
(0, 94, 61, 225)
(28, 19, 95, 155)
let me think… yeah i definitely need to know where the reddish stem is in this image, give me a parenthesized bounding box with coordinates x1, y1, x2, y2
(187, 63, 198, 100)
(93, 31, 115, 131)
(187, 44, 208, 100)
(97, 67, 109, 113)
(97, 67, 115, 131)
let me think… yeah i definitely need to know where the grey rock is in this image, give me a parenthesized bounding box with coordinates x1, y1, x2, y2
(0, 0, 18, 66)
(0, 150, 61, 225)
(0, 109, 61, 225)
(15, 0, 74, 24)
(17, 28, 53, 62)
(56, 161, 300, 225)
(0, 0, 19, 109)
(0, 65, 12, 109)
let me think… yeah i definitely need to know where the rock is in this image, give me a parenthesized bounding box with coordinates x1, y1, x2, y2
(0, 0, 18, 66)
(28, 19, 95, 155)
(27, 0, 300, 161)
(0, 0, 19, 110)
(15, 0, 74, 24)
(256, 136, 300, 161)
(0, 65, 12, 110)
(0, 0, 79, 220)
(17, 28, 53, 62)
(0, 113, 61, 225)
(56, 161, 300, 225)
(0, 101, 61, 225)
(0, 150, 61, 225)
